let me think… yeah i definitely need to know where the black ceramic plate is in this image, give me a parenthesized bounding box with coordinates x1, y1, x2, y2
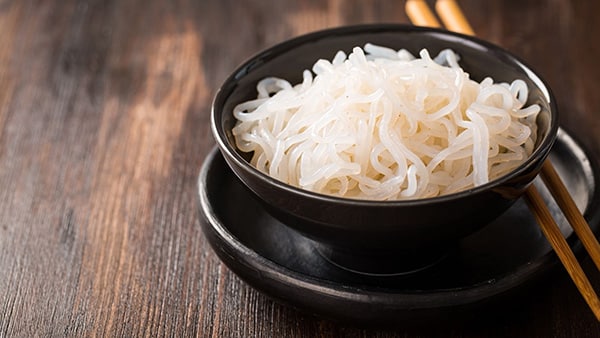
(197, 129, 600, 324)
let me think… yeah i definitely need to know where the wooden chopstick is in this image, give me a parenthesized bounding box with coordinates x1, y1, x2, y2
(405, 0, 600, 321)
(524, 185, 600, 320)
(540, 160, 600, 271)
(405, 0, 441, 28)
(435, 0, 475, 35)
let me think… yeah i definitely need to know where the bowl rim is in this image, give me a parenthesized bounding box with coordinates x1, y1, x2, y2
(211, 23, 559, 207)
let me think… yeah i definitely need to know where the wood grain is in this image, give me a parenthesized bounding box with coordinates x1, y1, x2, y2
(0, 0, 599, 336)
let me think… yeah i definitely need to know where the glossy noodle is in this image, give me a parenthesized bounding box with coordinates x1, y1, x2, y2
(232, 44, 539, 200)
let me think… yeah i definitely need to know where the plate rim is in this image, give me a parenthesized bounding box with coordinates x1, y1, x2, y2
(197, 127, 600, 321)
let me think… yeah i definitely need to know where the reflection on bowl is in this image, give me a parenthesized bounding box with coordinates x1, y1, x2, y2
(211, 24, 558, 275)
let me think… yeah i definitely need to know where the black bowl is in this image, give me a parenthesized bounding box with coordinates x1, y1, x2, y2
(211, 24, 558, 274)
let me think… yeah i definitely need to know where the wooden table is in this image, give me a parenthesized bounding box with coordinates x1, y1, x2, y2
(1, 0, 599, 336)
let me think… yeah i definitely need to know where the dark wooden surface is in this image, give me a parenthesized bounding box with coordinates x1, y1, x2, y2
(1, 0, 599, 336)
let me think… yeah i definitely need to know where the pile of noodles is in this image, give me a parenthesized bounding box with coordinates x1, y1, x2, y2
(232, 44, 539, 200)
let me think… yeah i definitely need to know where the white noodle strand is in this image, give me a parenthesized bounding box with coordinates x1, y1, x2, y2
(232, 45, 540, 200)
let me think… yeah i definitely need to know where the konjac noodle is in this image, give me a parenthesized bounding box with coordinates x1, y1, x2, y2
(232, 44, 540, 200)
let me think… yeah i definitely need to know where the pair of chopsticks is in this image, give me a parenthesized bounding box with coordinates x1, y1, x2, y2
(405, 0, 600, 321)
